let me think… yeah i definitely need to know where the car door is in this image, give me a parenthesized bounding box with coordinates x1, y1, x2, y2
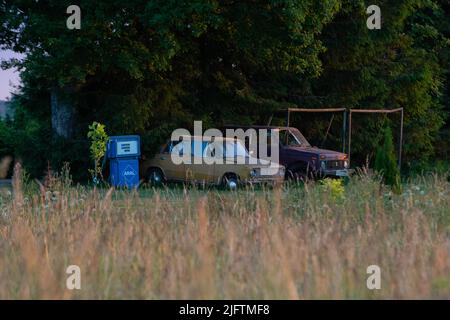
(184, 140, 215, 183)
(155, 141, 186, 181)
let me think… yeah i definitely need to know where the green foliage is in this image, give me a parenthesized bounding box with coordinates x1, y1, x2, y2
(0, 100, 51, 178)
(87, 122, 109, 183)
(374, 126, 401, 192)
(0, 1, 448, 180)
(0, 119, 13, 157)
(0, 1, 341, 128)
(315, 0, 449, 168)
(320, 178, 345, 200)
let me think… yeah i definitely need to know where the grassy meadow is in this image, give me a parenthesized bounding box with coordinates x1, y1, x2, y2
(0, 166, 449, 299)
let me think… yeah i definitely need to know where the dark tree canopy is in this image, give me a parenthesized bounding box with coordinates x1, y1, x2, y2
(0, 0, 448, 179)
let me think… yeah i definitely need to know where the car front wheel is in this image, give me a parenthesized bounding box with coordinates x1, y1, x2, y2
(147, 168, 165, 186)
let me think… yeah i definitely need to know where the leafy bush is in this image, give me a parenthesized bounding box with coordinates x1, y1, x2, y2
(0, 107, 51, 179)
(320, 178, 345, 200)
(87, 122, 109, 183)
(374, 126, 401, 193)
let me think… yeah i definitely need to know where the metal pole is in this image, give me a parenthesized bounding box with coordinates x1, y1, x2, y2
(398, 108, 404, 170)
(286, 109, 290, 128)
(342, 110, 347, 153)
(321, 114, 335, 147)
(348, 111, 352, 165)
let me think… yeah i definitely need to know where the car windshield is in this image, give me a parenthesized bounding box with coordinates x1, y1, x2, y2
(206, 140, 248, 158)
(279, 129, 311, 147)
(172, 139, 249, 158)
(223, 140, 248, 157)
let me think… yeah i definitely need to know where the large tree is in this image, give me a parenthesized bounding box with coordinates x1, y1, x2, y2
(310, 0, 449, 168)
(1, 0, 339, 132)
(1, 0, 448, 179)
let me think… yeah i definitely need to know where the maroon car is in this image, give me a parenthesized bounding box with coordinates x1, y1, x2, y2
(221, 125, 351, 180)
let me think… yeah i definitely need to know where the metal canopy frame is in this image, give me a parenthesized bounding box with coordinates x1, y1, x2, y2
(348, 108, 404, 170)
(269, 107, 404, 170)
(269, 107, 348, 153)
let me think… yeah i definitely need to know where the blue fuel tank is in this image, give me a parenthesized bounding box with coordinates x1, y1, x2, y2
(106, 135, 140, 188)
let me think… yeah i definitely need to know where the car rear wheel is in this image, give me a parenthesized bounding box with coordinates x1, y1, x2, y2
(147, 168, 165, 187)
(221, 174, 238, 190)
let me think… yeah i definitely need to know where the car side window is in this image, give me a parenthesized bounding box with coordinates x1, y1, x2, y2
(279, 131, 287, 146)
(171, 141, 184, 156)
(190, 141, 205, 157)
(279, 131, 299, 147)
(288, 133, 297, 146)
(162, 141, 172, 154)
(204, 142, 219, 158)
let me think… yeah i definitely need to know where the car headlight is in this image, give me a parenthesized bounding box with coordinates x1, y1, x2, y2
(250, 168, 260, 177)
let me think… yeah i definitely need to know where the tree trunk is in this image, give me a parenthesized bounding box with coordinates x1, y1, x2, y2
(51, 86, 76, 139)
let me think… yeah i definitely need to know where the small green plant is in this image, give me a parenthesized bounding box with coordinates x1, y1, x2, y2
(374, 126, 401, 193)
(320, 178, 345, 200)
(87, 122, 109, 184)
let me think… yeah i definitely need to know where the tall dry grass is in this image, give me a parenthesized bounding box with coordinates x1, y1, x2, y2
(0, 167, 449, 299)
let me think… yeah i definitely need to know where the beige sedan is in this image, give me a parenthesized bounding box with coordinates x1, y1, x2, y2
(141, 136, 284, 189)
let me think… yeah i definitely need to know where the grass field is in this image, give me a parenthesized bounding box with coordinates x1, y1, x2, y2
(0, 166, 449, 299)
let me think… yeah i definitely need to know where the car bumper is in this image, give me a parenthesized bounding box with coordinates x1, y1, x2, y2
(322, 168, 354, 177)
(245, 175, 285, 184)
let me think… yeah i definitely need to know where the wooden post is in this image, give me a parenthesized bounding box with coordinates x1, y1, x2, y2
(286, 108, 290, 128)
(342, 110, 347, 153)
(267, 107, 404, 170)
(398, 108, 404, 170)
(348, 111, 352, 166)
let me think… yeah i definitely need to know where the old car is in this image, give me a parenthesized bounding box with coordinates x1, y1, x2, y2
(141, 136, 285, 189)
(221, 125, 352, 181)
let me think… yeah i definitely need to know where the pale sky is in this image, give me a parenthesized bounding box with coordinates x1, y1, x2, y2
(0, 50, 24, 101)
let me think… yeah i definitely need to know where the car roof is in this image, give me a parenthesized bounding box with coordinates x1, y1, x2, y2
(172, 135, 238, 142)
(221, 125, 296, 131)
